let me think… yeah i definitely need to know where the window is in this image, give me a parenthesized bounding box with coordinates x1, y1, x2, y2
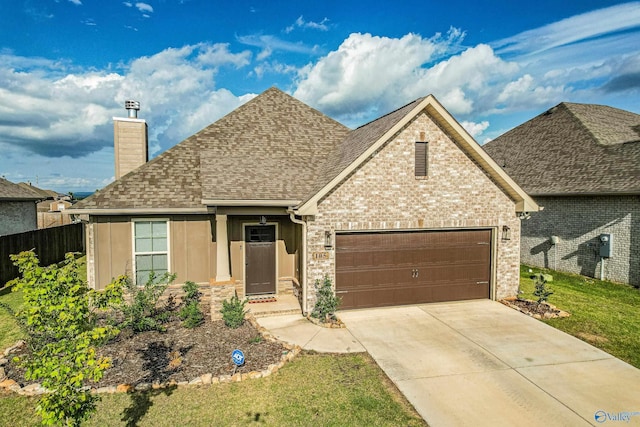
(415, 141, 428, 177)
(133, 220, 169, 284)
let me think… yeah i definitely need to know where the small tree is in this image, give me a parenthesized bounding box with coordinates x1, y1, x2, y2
(533, 275, 554, 304)
(178, 281, 204, 328)
(9, 251, 120, 427)
(221, 292, 248, 328)
(311, 276, 341, 322)
(117, 271, 176, 332)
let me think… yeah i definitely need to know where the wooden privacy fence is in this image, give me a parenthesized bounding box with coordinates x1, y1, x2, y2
(0, 223, 85, 286)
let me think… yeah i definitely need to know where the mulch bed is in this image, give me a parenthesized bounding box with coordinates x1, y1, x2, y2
(501, 299, 570, 319)
(4, 306, 288, 388)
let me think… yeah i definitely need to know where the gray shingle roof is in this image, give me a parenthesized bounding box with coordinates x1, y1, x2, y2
(483, 102, 640, 196)
(0, 178, 43, 201)
(199, 87, 350, 202)
(75, 88, 349, 210)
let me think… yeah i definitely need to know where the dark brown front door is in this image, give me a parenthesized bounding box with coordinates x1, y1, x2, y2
(336, 230, 491, 310)
(245, 225, 276, 295)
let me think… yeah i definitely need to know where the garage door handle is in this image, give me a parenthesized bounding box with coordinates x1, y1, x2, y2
(476, 281, 489, 285)
(335, 291, 348, 294)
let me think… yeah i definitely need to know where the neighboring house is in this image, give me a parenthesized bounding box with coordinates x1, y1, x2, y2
(70, 88, 537, 314)
(484, 102, 640, 286)
(17, 183, 75, 229)
(0, 178, 42, 236)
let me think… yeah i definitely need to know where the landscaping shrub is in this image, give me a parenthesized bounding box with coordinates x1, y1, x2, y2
(221, 292, 248, 328)
(311, 276, 341, 322)
(8, 250, 120, 426)
(533, 275, 554, 304)
(117, 271, 177, 332)
(178, 281, 204, 328)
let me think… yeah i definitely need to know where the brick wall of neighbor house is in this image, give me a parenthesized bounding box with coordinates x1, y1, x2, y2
(521, 195, 640, 287)
(306, 111, 522, 310)
(0, 201, 37, 236)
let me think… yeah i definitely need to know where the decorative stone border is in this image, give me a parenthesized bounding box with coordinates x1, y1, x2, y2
(0, 316, 302, 397)
(305, 315, 345, 329)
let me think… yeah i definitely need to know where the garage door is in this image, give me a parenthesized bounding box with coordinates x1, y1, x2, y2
(335, 230, 491, 310)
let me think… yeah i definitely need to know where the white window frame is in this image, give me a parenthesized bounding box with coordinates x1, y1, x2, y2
(131, 218, 171, 285)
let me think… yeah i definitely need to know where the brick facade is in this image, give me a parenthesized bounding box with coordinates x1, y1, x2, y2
(304, 111, 522, 310)
(522, 195, 640, 286)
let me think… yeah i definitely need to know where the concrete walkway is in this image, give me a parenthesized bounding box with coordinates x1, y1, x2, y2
(256, 300, 640, 427)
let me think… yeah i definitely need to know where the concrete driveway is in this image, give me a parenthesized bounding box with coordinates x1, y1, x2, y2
(339, 300, 640, 427)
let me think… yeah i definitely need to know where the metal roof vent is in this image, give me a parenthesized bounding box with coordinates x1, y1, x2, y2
(125, 100, 140, 118)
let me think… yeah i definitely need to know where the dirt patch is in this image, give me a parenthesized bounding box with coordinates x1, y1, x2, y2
(576, 332, 609, 345)
(4, 307, 288, 388)
(501, 299, 571, 319)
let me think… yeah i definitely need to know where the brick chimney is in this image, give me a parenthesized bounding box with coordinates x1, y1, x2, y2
(113, 100, 148, 179)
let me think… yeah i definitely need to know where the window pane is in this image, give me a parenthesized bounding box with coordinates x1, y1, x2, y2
(152, 237, 167, 252)
(135, 221, 152, 238)
(136, 254, 153, 271)
(152, 221, 167, 238)
(152, 254, 168, 271)
(137, 271, 152, 285)
(135, 237, 153, 252)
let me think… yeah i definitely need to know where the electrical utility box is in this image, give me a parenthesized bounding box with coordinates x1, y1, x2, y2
(599, 233, 613, 258)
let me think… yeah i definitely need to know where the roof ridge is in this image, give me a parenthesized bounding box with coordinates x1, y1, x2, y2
(354, 96, 426, 130)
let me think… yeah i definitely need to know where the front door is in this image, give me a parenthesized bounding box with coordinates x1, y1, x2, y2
(245, 225, 276, 295)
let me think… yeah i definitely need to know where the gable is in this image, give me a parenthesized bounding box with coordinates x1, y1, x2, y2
(317, 110, 517, 218)
(298, 96, 537, 215)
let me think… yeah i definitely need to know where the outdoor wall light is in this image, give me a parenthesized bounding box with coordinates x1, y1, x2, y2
(259, 215, 267, 225)
(324, 231, 333, 250)
(502, 225, 511, 241)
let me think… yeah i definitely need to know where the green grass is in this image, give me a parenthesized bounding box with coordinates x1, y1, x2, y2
(520, 265, 640, 368)
(0, 286, 25, 350)
(0, 353, 426, 426)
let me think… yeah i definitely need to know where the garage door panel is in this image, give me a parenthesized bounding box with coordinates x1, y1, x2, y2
(336, 230, 491, 310)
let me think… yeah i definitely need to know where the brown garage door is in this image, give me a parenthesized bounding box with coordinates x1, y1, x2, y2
(335, 230, 491, 310)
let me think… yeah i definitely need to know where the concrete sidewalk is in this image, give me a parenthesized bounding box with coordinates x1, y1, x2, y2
(255, 314, 365, 353)
(256, 300, 640, 427)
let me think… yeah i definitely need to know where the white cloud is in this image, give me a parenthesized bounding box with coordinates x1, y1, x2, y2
(293, 32, 519, 124)
(0, 44, 254, 160)
(493, 2, 640, 57)
(461, 120, 489, 138)
(68, 0, 82, 5)
(135, 2, 153, 14)
(237, 34, 318, 60)
(285, 16, 329, 33)
(123, 2, 133, 7)
(196, 43, 251, 68)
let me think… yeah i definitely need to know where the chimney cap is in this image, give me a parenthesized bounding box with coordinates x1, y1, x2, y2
(125, 100, 140, 118)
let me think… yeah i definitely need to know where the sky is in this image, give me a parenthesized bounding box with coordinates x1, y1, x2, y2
(0, 0, 638, 193)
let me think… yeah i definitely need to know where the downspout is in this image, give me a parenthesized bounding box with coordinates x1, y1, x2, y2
(288, 211, 308, 316)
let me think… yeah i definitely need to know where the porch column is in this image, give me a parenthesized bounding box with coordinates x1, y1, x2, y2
(215, 214, 231, 282)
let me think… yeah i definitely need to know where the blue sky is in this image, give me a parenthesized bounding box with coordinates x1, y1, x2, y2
(0, 0, 638, 192)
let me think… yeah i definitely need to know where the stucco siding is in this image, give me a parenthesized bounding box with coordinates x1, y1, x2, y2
(522, 195, 640, 286)
(306, 111, 521, 310)
(0, 201, 37, 236)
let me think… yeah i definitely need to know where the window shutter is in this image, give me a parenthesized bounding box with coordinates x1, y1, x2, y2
(415, 141, 428, 176)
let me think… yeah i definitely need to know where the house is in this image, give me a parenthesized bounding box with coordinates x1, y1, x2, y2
(70, 88, 538, 314)
(16, 183, 75, 228)
(483, 102, 640, 286)
(0, 178, 42, 236)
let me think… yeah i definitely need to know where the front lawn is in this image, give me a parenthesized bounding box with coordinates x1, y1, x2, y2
(519, 265, 640, 368)
(0, 286, 25, 350)
(0, 352, 425, 426)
